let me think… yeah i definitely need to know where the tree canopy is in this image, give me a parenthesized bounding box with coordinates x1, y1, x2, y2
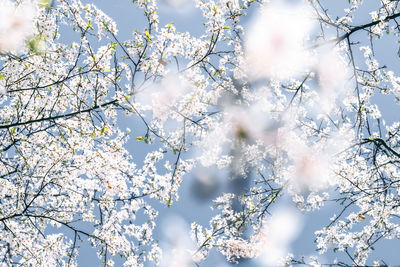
(1, 0, 400, 266)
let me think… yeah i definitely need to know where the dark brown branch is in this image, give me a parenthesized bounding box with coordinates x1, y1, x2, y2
(0, 99, 118, 130)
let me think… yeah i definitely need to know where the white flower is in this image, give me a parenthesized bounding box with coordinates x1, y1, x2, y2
(283, 134, 335, 192)
(0, 84, 5, 95)
(256, 207, 303, 267)
(160, 215, 195, 267)
(224, 104, 269, 141)
(137, 74, 189, 122)
(0, 0, 37, 53)
(316, 50, 348, 99)
(244, 2, 315, 79)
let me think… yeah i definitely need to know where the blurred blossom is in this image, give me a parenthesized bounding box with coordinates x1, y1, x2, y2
(289, 145, 332, 192)
(315, 49, 349, 112)
(197, 100, 276, 170)
(197, 97, 281, 172)
(224, 99, 276, 144)
(255, 207, 303, 266)
(160, 215, 196, 267)
(0, 0, 37, 53)
(0, 84, 5, 95)
(283, 134, 333, 192)
(136, 74, 189, 122)
(225, 105, 266, 141)
(283, 130, 350, 192)
(197, 125, 228, 167)
(245, 2, 315, 80)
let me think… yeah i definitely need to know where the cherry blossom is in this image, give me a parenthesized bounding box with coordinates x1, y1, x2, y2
(0, 0, 37, 53)
(244, 2, 314, 79)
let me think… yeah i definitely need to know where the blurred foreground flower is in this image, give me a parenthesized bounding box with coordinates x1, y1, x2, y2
(315, 49, 349, 113)
(283, 131, 350, 193)
(161, 215, 199, 267)
(197, 97, 279, 171)
(136, 74, 190, 123)
(245, 2, 314, 80)
(289, 145, 332, 192)
(255, 207, 303, 266)
(224, 102, 272, 142)
(0, 0, 37, 53)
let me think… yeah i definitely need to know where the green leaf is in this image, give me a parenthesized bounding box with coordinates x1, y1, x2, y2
(100, 126, 109, 135)
(110, 42, 118, 50)
(87, 21, 94, 31)
(27, 34, 45, 55)
(144, 31, 152, 42)
(136, 136, 144, 141)
(37, 0, 51, 8)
